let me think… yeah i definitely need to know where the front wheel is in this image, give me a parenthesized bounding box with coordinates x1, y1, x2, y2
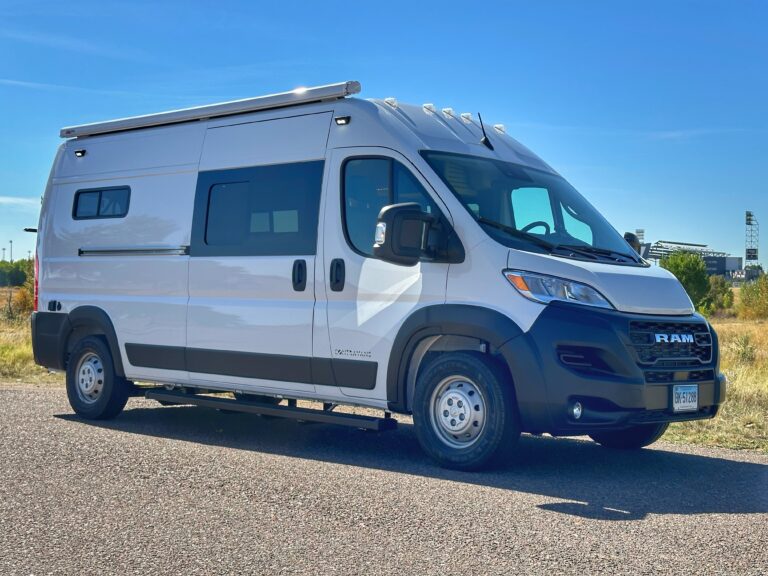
(412, 352, 520, 471)
(66, 336, 130, 420)
(589, 423, 669, 450)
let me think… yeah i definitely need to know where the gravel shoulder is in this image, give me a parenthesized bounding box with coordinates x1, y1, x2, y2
(1, 386, 766, 576)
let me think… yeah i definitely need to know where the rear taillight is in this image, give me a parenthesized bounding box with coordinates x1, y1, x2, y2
(34, 252, 39, 312)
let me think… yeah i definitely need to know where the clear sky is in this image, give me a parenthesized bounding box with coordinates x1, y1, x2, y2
(1, 0, 765, 263)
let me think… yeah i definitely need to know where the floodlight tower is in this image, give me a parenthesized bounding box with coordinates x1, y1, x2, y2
(744, 210, 760, 268)
(746, 211, 759, 265)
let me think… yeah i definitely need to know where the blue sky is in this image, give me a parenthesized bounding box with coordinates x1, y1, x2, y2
(1, 0, 766, 263)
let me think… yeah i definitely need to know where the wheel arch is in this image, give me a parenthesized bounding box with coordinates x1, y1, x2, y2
(66, 306, 126, 377)
(386, 304, 525, 413)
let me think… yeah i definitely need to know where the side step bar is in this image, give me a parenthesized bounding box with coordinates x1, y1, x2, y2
(145, 390, 398, 432)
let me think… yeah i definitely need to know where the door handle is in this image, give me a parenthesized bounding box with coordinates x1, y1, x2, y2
(292, 259, 307, 291)
(330, 258, 345, 292)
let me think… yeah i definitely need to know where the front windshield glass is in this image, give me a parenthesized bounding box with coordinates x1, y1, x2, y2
(421, 151, 640, 264)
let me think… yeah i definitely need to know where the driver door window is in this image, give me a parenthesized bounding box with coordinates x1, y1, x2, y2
(343, 158, 439, 257)
(510, 187, 554, 235)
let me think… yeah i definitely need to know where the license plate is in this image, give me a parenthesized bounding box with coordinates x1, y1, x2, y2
(673, 384, 698, 412)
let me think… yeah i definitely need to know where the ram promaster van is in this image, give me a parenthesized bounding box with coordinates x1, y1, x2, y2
(32, 81, 726, 470)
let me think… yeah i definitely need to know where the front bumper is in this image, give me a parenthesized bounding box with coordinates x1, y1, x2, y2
(498, 302, 725, 435)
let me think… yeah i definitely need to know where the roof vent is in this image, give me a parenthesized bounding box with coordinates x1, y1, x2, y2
(422, 103, 436, 114)
(384, 97, 398, 108)
(460, 112, 473, 123)
(441, 107, 455, 117)
(493, 123, 506, 133)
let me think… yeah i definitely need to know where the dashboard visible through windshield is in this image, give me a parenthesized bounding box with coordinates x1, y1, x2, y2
(421, 151, 644, 266)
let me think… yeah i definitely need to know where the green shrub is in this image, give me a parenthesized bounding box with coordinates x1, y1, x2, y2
(661, 252, 709, 309)
(739, 275, 768, 320)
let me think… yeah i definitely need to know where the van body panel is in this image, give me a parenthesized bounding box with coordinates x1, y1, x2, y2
(56, 123, 205, 178)
(199, 112, 332, 171)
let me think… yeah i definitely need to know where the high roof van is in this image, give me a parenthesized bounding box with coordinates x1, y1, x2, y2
(31, 81, 726, 470)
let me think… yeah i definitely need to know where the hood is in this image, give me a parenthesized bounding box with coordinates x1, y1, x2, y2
(507, 250, 695, 316)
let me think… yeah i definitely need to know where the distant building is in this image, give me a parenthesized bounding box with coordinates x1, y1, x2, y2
(702, 256, 742, 276)
(646, 240, 727, 262)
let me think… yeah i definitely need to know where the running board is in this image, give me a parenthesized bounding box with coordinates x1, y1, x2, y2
(145, 390, 398, 431)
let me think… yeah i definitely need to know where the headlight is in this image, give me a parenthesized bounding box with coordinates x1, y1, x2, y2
(503, 270, 614, 309)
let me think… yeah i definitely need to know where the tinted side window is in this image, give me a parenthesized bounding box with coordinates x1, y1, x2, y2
(194, 160, 324, 256)
(73, 187, 130, 219)
(343, 158, 439, 256)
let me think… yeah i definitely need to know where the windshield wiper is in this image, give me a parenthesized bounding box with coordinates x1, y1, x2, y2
(476, 217, 555, 252)
(556, 243, 640, 263)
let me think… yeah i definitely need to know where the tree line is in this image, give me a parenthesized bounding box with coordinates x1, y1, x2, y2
(661, 252, 767, 319)
(0, 259, 32, 287)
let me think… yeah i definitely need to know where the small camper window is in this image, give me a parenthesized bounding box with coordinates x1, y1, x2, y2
(73, 187, 130, 220)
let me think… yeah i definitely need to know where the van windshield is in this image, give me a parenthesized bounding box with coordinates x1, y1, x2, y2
(421, 151, 642, 265)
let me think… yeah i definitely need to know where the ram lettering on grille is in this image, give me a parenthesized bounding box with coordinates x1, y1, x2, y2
(654, 334, 695, 343)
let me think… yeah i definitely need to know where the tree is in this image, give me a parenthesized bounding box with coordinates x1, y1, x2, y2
(739, 275, 768, 320)
(700, 275, 734, 315)
(660, 252, 709, 309)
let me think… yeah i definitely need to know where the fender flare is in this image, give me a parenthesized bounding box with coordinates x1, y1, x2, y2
(386, 304, 524, 412)
(67, 306, 126, 377)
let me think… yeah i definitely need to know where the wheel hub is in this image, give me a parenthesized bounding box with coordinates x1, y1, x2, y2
(76, 353, 105, 404)
(430, 376, 487, 448)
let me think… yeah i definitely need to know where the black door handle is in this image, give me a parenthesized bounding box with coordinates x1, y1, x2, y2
(330, 258, 345, 292)
(292, 259, 307, 291)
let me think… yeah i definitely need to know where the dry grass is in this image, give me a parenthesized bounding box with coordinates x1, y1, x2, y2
(0, 288, 61, 385)
(664, 318, 768, 453)
(0, 295, 765, 452)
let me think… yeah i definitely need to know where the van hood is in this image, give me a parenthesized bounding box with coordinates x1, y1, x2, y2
(506, 250, 695, 316)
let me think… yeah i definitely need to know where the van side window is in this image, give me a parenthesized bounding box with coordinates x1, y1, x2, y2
(343, 158, 438, 257)
(73, 187, 130, 219)
(195, 160, 324, 256)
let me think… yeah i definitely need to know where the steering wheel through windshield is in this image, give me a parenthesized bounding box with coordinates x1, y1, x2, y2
(520, 221, 551, 235)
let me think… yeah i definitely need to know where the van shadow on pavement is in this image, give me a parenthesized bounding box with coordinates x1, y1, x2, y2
(56, 402, 768, 522)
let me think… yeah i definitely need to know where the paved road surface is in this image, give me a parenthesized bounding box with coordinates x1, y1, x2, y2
(1, 387, 766, 575)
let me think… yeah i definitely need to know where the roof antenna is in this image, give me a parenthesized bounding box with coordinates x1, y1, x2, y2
(478, 113, 494, 150)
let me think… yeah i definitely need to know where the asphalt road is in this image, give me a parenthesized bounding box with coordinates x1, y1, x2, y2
(1, 387, 766, 576)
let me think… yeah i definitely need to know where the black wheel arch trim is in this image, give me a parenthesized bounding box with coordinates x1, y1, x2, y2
(386, 304, 525, 413)
(67, 306, 126, 377)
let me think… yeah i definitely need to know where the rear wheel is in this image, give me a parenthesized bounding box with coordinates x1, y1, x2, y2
(412, 352, 520, 471)
(66, 336, 130, 420)
(589, 423, 669, 450)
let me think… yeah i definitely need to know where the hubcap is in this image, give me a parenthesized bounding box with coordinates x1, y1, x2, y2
(76, 352, 105, 404)
(429, 375, 487, 448)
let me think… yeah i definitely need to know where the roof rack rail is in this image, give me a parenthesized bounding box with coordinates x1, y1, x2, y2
(60, 80, 361, 139)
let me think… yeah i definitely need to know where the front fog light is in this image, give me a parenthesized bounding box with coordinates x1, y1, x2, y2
(571, 402, 583, 420)
(503, 270, 614, 309)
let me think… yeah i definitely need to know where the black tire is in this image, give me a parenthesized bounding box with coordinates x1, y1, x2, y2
(589, 423, 669, 450)
(66, 336, 130, 420)
(233, 393, 282, 405)
(412, 352, 520, 471)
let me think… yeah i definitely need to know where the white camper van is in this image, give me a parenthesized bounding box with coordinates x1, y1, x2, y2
(32, 81, 725, 470)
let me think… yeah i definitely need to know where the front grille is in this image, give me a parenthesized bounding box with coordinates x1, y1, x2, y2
(644, 369, 715, 383)
(629, 321, 712, 365)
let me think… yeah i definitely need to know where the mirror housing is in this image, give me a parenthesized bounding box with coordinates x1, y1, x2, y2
(373, 203, 433, 266)
(624, 232, 641, 254)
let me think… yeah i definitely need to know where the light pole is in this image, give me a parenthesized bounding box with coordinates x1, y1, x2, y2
(1, 247, 4, 261)
(8, 240, 12, 263)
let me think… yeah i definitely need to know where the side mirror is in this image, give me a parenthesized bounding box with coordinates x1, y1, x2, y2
(373, 203, 433, 266)
(624, 232, 641, 254)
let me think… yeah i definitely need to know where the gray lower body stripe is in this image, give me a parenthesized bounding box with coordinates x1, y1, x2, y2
(124, 343, 377, 390)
